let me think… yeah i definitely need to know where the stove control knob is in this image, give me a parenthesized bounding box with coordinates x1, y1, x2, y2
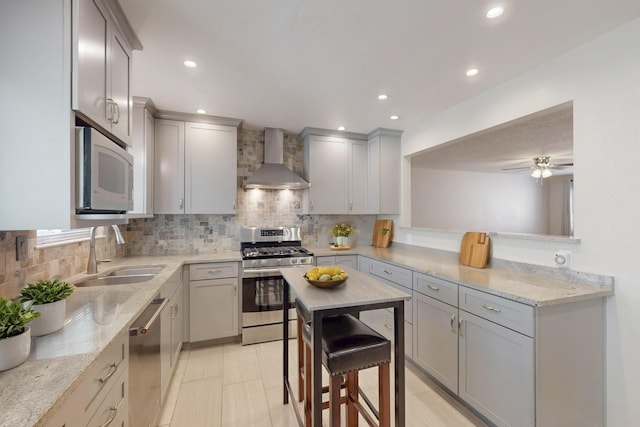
(291, 258, 298, 264)
(260, 259, 269, 266)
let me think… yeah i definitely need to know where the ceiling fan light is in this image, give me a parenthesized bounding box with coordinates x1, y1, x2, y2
(531, 169, 542, 179)
(541, 168, 553, 178)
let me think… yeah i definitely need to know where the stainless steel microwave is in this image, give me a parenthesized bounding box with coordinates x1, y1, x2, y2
(76, 127, 133, 214)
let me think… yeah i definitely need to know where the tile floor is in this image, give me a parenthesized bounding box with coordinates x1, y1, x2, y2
(156, 340, 488, 427)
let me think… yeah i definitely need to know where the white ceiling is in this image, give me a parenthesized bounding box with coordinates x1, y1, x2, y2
(118, 0, 640, 134)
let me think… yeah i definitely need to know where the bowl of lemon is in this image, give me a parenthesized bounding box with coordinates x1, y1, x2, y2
(304, 267, 348, 289)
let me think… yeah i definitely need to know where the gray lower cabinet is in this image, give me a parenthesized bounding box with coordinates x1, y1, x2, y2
(159, 268, 184, 404)
(316, 254, 357, 268)
(189, 262, 239, 342)
(459, 310, 534, 427)
(413, 271, 604, 427)
(360, 258, 413, 359)
(412, 292, 459, 392)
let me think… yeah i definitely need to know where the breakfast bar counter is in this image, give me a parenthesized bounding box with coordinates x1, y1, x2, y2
(281, 265, 411, 427)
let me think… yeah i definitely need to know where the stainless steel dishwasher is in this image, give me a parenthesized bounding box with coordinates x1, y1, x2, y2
(128, 296, 168, 427)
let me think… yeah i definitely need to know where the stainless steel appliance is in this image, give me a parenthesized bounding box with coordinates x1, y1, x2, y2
(241, 227, 314, 345)
(129, 297, 168, 427)
(76, 126, 133, 216)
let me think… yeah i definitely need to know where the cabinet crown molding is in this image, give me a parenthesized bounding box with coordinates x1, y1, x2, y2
(367, 128, 403, 139)
(300, 127, 368, 141)
(154, 109, 243, 128)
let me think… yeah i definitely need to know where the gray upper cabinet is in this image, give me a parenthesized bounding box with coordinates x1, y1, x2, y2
(367, 129, 402, 214)
(73, 0, 136, 146)
(129, 97, 156, 217)
(154, 119, 238, 214)
(302, 131, 368, 214)
(0, 0, 139, 230)
(301, 127, 401, 215)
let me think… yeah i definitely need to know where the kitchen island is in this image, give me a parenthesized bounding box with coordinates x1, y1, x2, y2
(282, 265, 410, 427)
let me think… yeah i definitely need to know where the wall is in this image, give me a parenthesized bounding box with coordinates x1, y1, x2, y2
(411, 168, 549, 233)
(399, 18, 640, 425)
(125, 128, 376, 255)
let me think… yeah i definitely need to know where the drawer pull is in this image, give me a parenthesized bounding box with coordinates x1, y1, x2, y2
(98, 405, 118, 427)
(427, 284, 440, 291)
(98, 363, 119, 384)
(481, 303, 502, 313)
(207, 269, 221, 274)
(450, 315, 456, 333)
(383, 269, 392, 274)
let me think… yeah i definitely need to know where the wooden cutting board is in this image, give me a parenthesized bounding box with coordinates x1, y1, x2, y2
(459, 232, 491, 268)
(372, 219, 393, 248)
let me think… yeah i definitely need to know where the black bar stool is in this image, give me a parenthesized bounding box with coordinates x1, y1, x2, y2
(296, 298, 391, 427)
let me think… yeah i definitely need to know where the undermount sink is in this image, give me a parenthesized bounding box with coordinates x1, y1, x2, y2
(74, 265, 166, 287)
(106, 265, 166, 277)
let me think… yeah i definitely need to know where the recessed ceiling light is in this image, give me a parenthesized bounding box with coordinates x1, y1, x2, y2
(378, 94, 388, 100)
(466, 68, 479, 77)
(338, 126, 346, 131)
(184, 60, 198, 68)
(196, 108, 206, 114)
(486, 6, 504, 19)
(390, 115, 399, 120)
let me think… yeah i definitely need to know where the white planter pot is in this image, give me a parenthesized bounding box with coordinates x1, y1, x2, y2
(0, 327, 31, 371)
(30, 299, 66, 337)
(336, 236, 349, 247)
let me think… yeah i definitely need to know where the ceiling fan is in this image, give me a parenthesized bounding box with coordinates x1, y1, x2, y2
(502, 156, 573, 179)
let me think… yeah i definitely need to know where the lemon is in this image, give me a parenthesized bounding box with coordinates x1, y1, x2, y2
(319, 274, 331, 281)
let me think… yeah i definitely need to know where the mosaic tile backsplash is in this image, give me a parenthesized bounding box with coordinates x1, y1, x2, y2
(125, 129, 376, 255)
(0, 229, 126, 299)
(0, 128, 377, 297)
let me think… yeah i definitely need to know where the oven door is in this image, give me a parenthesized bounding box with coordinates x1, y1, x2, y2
(242, 268, 296, 332)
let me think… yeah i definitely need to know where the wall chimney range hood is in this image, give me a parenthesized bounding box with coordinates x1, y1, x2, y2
(243, 128, 310, 190)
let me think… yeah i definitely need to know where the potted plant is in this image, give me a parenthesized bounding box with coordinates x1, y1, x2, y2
(19, 278, 73, 337)
(330, 223, 354, 248)
(0, 297, 39, 371)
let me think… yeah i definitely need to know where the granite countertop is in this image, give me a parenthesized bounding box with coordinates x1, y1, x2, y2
(0, 252, 241, 427)
(0, 245, 614, 427)
(310, 245, 614, 307)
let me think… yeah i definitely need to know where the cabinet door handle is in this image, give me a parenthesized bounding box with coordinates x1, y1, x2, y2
(170, 303, 178, 319)
(310, 200, 314, 211)
(450, 315, 456, 333)
(349, 201, 353, 211)
(481, 303, 501, 313)
(179, 198, 184, 209)
(234, 284, 237, 295)
(106, 98, 114, 122)
(98, 362, 119, 384)
(233, 198, 236, 210)
(384, 322, 393, 331)
(98, 405, 119, 427)
(427, 284, 440, 291)
(112, 102, 120, 125)
(458, 318, 463, 337)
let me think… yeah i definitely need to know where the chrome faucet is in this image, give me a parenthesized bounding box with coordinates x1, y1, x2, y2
(87, 225, 126, 274)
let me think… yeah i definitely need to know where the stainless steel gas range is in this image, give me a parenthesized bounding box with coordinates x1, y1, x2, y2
(240, 227, 314, 345)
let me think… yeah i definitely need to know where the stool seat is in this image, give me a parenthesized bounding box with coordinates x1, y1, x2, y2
(303, 314, 391, 376)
